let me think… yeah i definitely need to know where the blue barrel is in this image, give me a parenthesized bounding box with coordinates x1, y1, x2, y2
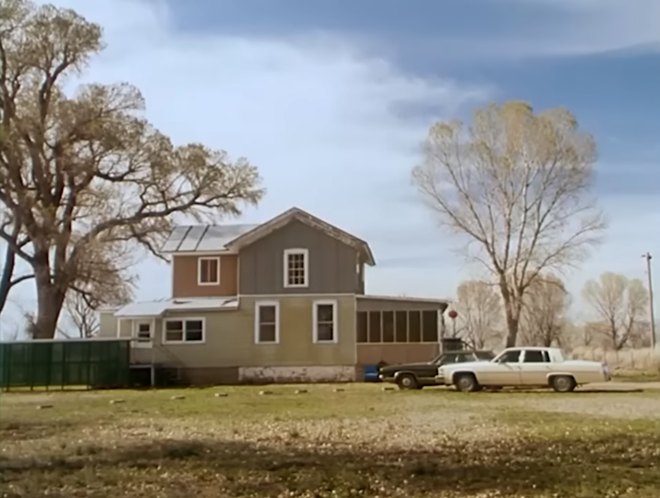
(363, 364, 380, 382)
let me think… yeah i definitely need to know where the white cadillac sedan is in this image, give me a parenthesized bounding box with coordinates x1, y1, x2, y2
(436, 346, 611, 393)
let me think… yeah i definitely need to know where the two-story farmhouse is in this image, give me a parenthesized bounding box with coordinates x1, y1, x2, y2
(99, 207, 448, 384)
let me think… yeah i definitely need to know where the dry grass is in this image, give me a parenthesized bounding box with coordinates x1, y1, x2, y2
(571, 347, 660, 374)
(1, 384, 660, 497)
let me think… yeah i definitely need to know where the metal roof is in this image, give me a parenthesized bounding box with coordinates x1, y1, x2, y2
(115, 298, 240, 317)
(161, 224, 258, 253)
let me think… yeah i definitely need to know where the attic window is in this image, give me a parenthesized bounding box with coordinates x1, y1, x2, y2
(283, 248, 308, 288)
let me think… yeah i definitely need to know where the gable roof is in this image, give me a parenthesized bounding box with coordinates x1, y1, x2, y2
(161, 207, 375, 265)
(226, 207, 376, 266)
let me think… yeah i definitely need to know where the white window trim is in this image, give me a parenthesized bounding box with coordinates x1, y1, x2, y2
(283, 248, 309, 288)
(312, 299, 338, 344)
(133, 318, 155, 348)
(197, 257, 221, 286)
(254, 300, 280, 344)
(162, 317, 206, 344)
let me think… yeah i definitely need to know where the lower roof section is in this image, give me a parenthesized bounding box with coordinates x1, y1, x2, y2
(114, 297, 239, 318)
(109, 294, 448, 318)
(356, 294, 449, 312)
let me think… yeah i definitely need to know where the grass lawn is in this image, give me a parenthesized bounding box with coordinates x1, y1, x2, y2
(614, 372, 660, 383)
(1, 384, 660, 497)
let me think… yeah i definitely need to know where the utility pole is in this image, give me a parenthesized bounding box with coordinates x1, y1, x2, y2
(642, 252, 656, 350)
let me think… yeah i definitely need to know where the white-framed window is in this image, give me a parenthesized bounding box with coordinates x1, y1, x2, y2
(133, 319, 154, 348)
(313, 299, 337, 343)
(198, 257, 220, 285)
(254, 301, 280, 344)
(283, 248, 308, 288)
(163, 318, 205, 344)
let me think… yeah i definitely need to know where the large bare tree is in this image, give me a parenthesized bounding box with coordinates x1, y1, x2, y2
(519, 274, 570, 347)
(412, 101, 605, 347)
(0, 1, 263, 338)
(582, 272, 649, 350)
(0, 214, 31, 314)
(453, 280, 502, 349)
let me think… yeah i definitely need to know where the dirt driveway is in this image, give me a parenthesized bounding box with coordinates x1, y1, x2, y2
(578, 381, 660, 391)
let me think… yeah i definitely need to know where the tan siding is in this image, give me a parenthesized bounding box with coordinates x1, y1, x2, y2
(115, 318, 132, 339)
(98, 311, 118, 338)
(356, 344, 440, 365)
(172, 254, 238, 298)
(239, 220, 361, 295)
(130, 295, 357, 369)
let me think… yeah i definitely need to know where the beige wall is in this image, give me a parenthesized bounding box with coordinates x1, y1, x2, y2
(356, 344, 440, 364)
(113, 295, 357, 369)
(172, 254, 238, 298)
(98, 311, 118, 338)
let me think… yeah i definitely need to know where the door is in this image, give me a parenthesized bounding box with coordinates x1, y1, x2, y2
(481, 349, 522, 385)
(520, 349, 552, 385)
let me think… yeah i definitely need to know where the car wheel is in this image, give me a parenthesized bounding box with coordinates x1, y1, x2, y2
(454, 373, 479, 393)
(550, 375, 576, 393)
(396, 374, 419, 390)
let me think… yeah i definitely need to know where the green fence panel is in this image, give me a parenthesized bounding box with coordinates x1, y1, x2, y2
(0, 339, 131, 389)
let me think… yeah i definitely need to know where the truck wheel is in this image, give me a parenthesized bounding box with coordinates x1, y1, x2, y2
(454, 373, 479, 393)
(551, 375, 576, 393)
(396, 374, 419, 390)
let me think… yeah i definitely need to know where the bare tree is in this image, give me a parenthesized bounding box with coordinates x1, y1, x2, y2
(0, 214, 32, 315)
(519, 274, 570, 347)
(57, 240, 133, 338)
(454, 280, 502, 349)
(412, 101, 605, 347)
(582, 272, 649, 350)
(0, 1, 263, 338)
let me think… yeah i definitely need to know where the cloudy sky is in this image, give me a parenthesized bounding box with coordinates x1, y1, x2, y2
(3, 0, 660, 335)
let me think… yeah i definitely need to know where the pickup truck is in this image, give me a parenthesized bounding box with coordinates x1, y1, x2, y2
(378, 350, 495, 389)
(437, 346, 611, 393)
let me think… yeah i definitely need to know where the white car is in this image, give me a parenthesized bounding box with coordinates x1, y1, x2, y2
(436, 346, 611, 393)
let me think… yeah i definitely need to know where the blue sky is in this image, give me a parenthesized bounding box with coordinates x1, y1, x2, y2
(2, 0, 660, 336)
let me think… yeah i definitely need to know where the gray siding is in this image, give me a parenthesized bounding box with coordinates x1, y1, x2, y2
(239, 220, 361, 295)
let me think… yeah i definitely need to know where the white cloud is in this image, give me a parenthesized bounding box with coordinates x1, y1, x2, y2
(3, 0, 656, 338)
(2, 0, 489, 313)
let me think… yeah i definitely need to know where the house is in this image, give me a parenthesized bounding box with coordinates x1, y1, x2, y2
(98, 207, 448, 385)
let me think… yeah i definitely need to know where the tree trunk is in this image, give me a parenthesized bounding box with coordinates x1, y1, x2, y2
(32, 273, 66, 339)
(504, 310, 519, 348)
(500, 279, 521, 347)
(0, 244, 17, 315)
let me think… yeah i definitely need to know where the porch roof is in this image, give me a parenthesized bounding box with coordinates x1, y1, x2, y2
(356, 294, 449, 311)
(357, 294, 449, 305)
(115, 297, 239, 318)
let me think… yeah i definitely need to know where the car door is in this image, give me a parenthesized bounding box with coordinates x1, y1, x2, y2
(520, 349, 552, 385)
(479, 350, 522, 385)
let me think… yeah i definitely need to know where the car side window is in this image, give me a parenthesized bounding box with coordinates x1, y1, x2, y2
(523, 350, 546, 363)
(443, 354, 458, 364)
(497, 350, 521, 363)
